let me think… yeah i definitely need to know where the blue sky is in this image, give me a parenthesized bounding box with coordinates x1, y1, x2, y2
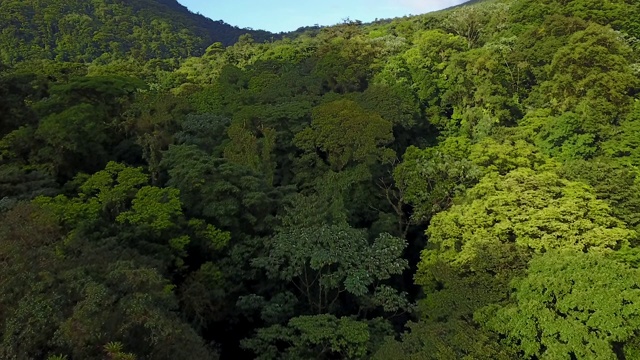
(177, 0, 469, 33)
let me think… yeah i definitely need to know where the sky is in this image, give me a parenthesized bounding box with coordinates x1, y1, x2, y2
(177, 0, 469, 33)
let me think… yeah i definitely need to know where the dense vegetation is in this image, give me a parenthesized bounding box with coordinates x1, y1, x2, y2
(0, 0, 275, 63)
(1, 0, 640, 358)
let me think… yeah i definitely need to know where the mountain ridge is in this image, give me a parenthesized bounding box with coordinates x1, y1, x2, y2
(0, 0, 276, 64)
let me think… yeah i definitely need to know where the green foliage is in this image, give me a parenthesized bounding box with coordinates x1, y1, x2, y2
(411, 168, 636, 359)
(559, 158, 640, 230)
(394, 137, 480, 222)
(0, 164, 57, 206)
(532, 23, 638, 126)
(223, 122, 278, 183)
(161, 144, 277, 235)
(0, 203, 217, 359)
(0, 0, 276, 64)
(602, 102, 640, 166)
(35, 161, 149, 227)
(116, 186, 182, 233)
(242, 192, 409, 358)
(242, 314, 372, 360)
(295, 99, 395, 171)
(3, 0, 640, 358)
(0, 71, 39, 136)
(174, 113, 231, 155)
(522, 110, 598, 160)
(440, 45, 522, 137)
(47, 355, 69, 360)
(420, 168, 633, 274)
(1, 75, 145, 180)
(373, 319, 516, 360)
(443, 2, 506, 48)
(253, 224, 409, 315)
(311, 24, 380, 94)
(480, 250, 640, 359)
(397, 29, 467, 128)
(469, 137, 551, 175)
(104, 342, 136, 360)
(223, 122, 261, 171)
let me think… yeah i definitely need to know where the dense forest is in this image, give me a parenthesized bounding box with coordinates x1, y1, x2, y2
(0, 0, 276, 63)
(1, 0, 640, 358)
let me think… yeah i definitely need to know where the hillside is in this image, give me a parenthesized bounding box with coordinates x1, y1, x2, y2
(0, 0, 275, 64)
(1, 0, 640, 359)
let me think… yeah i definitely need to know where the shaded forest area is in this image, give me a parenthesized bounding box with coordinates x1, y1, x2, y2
(1, 0, 640, 359)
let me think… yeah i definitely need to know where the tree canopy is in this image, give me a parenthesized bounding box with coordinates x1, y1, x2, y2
(1, 0, 640, 358)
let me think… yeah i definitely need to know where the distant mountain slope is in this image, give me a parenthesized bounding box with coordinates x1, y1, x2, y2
(0, 0, 275, 64)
